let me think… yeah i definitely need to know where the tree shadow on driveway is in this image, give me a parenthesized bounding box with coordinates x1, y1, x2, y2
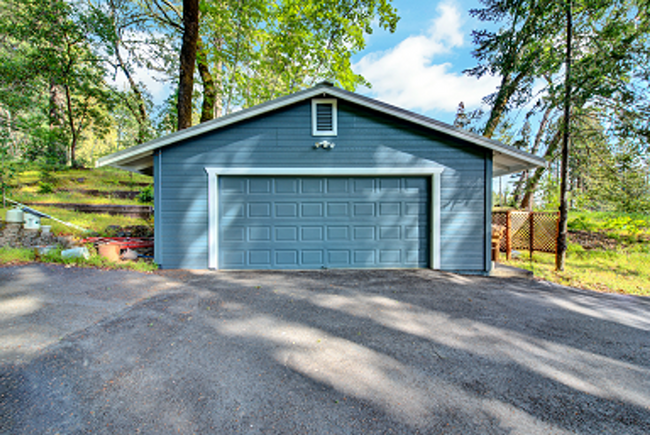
(1, 265, 649, 434)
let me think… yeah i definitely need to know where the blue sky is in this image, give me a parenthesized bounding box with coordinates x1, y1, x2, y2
(352, 0, 498, 124)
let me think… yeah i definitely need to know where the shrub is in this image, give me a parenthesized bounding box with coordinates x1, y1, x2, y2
(37, 181, 54, 193)
(137, 185, 154, 203)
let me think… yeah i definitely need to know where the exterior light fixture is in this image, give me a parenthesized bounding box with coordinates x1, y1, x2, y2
(314, 140, 335, 150)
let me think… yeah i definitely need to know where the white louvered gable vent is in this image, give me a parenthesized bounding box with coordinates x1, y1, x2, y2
(312, 98, 337, 136)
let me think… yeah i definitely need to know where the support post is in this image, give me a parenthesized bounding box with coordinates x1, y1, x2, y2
(506, 211, 512, 260)
(529, 212, 535, 260)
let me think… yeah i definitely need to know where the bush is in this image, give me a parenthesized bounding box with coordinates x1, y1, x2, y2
(137, 185, 154, 203)
(37, 181, 55, 193)
(568, 215, 593, 231)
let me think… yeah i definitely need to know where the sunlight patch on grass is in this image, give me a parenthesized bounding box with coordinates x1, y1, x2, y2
(504, 247, 650, 296)
(15, 191, 146, 206)
(0, 247, 36, 264)
(2, 206, 151, 236)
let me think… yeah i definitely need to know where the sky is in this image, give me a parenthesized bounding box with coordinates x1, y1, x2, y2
(351, 0, 498, 124)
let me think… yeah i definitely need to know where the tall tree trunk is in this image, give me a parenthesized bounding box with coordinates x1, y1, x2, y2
(48, 78, 67, 164)
(108, 2, 149, 143)
(482, 72, 527, 139)
(197, 39, 219, 123)
(115, 45, 149, 143)
(519, 128, 562, 209)
(177, 0, 199, 131)
(63, 83, 77, 165)
(512, 104, 555, 206)
(556, 0, 572, 271)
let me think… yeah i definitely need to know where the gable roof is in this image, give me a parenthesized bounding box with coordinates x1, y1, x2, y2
(97, 82, 545, 177)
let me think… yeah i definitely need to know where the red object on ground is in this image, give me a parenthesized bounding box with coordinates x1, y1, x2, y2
(80, 237, 154, 249)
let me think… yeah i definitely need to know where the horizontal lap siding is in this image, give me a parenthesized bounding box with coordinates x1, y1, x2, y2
(157, 101, 489, 271)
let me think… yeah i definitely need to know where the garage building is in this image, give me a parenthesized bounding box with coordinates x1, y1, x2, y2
(98, 82, 544, 273)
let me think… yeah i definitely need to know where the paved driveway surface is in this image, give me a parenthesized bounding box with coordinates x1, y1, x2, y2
(1, 264, 649, 434)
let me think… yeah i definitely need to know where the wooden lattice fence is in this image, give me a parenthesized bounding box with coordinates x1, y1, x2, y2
(492, 211, 559, 259)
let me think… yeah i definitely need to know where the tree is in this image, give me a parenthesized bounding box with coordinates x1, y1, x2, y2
(469, 0, 650, 213)
(186, 0, 400, 127)
(1, 0, 118, 166)
(467, 0, 565, 139)
(177, 0, 199, 130)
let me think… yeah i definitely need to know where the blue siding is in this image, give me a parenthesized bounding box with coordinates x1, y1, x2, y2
(157, 100, 490, 271)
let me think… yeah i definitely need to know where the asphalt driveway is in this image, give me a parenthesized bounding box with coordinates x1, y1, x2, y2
(1, 264, 649, 434)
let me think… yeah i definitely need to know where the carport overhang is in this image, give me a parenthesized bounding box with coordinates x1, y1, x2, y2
(96, 83, 546, 177)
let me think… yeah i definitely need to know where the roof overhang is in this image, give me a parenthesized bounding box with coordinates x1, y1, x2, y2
(97, 83, 546, 177)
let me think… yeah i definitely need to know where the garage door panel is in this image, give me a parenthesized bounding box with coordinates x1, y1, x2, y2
(327, 202, 349, 217)
(219, 176, 429, 269)
(301, 203, 324, 217)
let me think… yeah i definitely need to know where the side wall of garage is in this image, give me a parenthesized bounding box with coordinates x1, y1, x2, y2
(154, 100, 492, 273)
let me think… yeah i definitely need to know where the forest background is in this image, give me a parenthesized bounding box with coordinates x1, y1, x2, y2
(0, 0, 648, 225)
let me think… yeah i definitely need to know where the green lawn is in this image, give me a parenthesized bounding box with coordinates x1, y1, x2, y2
(503, 248, 650, 296)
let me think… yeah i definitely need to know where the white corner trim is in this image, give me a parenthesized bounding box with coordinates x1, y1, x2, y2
(207, 171, 219, 269)
(431, 173, 442, 270)
(205, 167, 444, 270)
(311, 98, 338, 136)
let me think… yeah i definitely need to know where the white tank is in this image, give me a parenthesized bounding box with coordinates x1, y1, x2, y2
(5, 208, 24, 223)
(24, 213, 41, 230)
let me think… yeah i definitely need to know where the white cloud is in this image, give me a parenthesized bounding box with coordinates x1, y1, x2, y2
(353, 2, 499, 114)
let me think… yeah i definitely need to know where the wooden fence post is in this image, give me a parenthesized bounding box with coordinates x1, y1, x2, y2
(506, 211, 512, 260)
(529, 212, 535, 259)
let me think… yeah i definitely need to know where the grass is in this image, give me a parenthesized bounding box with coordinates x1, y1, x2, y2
(0, 246, 157, 272)
(1, 166, 156, 272)
(16, 190, 145, 206)
(569, 211, 649, 242)
(9, 166, 152, 206)
(502, 211, 650, 296)
(0, 246, 36, 264)
(3, 165, 153, 235)
(15, 166, 151, 190)
(2, 205, 151, 236)
(504, 248, 650, 296)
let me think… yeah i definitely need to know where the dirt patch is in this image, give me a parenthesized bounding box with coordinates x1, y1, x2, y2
(56, 189, 142, 200)
(569, 230, 619, 250)
(103, 225, 153, 238)
(22, 202, 152, 218)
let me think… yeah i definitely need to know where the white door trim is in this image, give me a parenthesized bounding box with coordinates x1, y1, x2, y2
(205, 167, 444, 270)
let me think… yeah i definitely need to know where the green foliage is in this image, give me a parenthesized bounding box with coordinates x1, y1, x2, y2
(137, 185, 154, 203)
(37, 182, 55, 194)
(568, 211, 649, 236)
(567, 215, 594, 231)
(40, 246, 158, 272)
(0, 246, 36, 263)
